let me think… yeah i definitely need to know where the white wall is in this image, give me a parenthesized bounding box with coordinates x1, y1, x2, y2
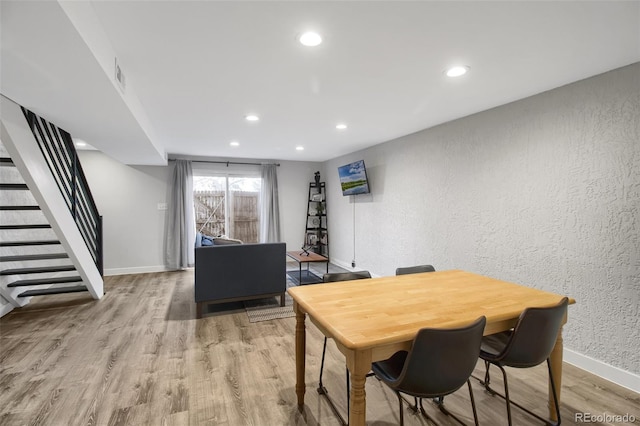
(325, 63, 640, 384)
(79, 152, 320, 274)
(277, 161, 325, 251)
(78, 151, 170, 275)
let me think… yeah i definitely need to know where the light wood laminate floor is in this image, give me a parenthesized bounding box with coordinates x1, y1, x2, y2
(1, 269, 638, 426)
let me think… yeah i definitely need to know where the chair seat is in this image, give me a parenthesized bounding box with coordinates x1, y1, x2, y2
(480, 330, 513, 361)
(371, 351, 408, 384)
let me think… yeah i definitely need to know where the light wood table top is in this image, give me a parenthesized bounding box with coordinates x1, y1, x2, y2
(289, 269, 573, 349)
(288, 269, 575, 426)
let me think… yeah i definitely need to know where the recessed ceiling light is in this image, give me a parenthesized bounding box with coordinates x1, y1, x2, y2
(245, 114, 259, 122)
(296, 146, 305, 151)
(299, 31, 322, 47)
(336, 123, 348, 130)
(75, 141, 87, 147)
(230, 141, 240, 147)
(445, 65, 469, 77)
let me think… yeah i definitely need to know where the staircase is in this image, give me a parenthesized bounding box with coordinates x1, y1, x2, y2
(0, 95, 103, 316)
(0, 156, 88, 299)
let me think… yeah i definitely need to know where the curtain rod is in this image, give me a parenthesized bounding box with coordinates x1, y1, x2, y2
(169, 159, 280, 167)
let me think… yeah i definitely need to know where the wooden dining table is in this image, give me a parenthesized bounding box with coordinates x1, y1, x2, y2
(287, 269, 575, 426)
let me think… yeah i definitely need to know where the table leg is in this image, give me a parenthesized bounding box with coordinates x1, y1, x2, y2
(549, 325, 564, 422)
(347, 350, 372, 426)
(299, 262, 303, 285)
(294, 303, 306, 408)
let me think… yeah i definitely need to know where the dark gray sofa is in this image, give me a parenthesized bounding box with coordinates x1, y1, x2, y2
(195, 242, 286, 318)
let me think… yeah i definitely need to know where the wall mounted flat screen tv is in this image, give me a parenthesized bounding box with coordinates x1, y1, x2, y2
(338, 160, 370, 196)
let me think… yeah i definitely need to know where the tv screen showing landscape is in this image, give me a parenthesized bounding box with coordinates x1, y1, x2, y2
(338, 160, 370, 196)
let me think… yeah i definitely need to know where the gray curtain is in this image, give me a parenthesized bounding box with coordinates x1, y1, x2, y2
(260, 164, 281, 243)
(165, 160, 195, 269)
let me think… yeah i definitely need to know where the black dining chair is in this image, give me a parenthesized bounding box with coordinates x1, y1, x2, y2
(318, 271, 372, 425)
(479, 297, 569, 426)
(372, 316, 487, 426)
(395, 264, 435, 275)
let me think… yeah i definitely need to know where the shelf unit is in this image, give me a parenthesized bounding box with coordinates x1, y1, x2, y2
(305, 181, 328, 258)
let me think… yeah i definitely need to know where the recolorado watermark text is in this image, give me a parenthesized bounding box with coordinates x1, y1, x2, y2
(575, 412, 636, 423)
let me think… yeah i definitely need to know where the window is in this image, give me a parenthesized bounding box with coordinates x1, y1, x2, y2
(193, 174, 261, 243)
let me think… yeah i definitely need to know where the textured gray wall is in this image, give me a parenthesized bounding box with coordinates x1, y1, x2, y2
(325, 63, 639, 375)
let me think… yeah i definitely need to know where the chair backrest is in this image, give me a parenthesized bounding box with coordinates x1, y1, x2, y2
(393, 316, 486, 398)
(395, 265, 435, 275)
(323, 271, 371, 283)
(498, 297, 569, 368)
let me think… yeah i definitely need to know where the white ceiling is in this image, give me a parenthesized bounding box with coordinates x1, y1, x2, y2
(1, 1, 639, 165)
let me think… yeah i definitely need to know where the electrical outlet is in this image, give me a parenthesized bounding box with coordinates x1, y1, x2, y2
(157, 203, 167, 210)
(351, 260, 356, 268)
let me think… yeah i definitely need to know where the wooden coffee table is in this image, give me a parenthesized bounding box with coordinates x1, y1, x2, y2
(286, 250, 329, 285)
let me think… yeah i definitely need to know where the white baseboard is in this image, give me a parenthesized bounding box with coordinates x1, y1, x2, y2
(331, 258, 380, 277)
(331, 258, 356, 271)
(563, 349, 640, 394)
(0, 303, 14, 318)
(103, 265, 171, 276)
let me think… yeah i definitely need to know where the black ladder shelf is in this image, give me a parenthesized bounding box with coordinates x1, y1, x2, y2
(304, 181, 328, 258)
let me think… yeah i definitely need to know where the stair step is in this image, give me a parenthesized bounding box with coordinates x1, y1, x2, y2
(0, 253, 69, 262)
(0, 240, 60, 247)
(18, 285, 88, 297)
(0, 224, 51, 230)
(0, 206, 41, 211)
(0, 157, 15, 166)
(8, 276, 83, 287)
(0, 183, 28, 190)
(0, 265, 76, 276)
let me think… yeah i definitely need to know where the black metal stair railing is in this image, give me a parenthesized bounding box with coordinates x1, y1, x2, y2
(20, 107, 103, 276)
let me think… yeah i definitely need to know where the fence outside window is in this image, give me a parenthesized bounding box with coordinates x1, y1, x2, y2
(194, 189, 259, 243)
